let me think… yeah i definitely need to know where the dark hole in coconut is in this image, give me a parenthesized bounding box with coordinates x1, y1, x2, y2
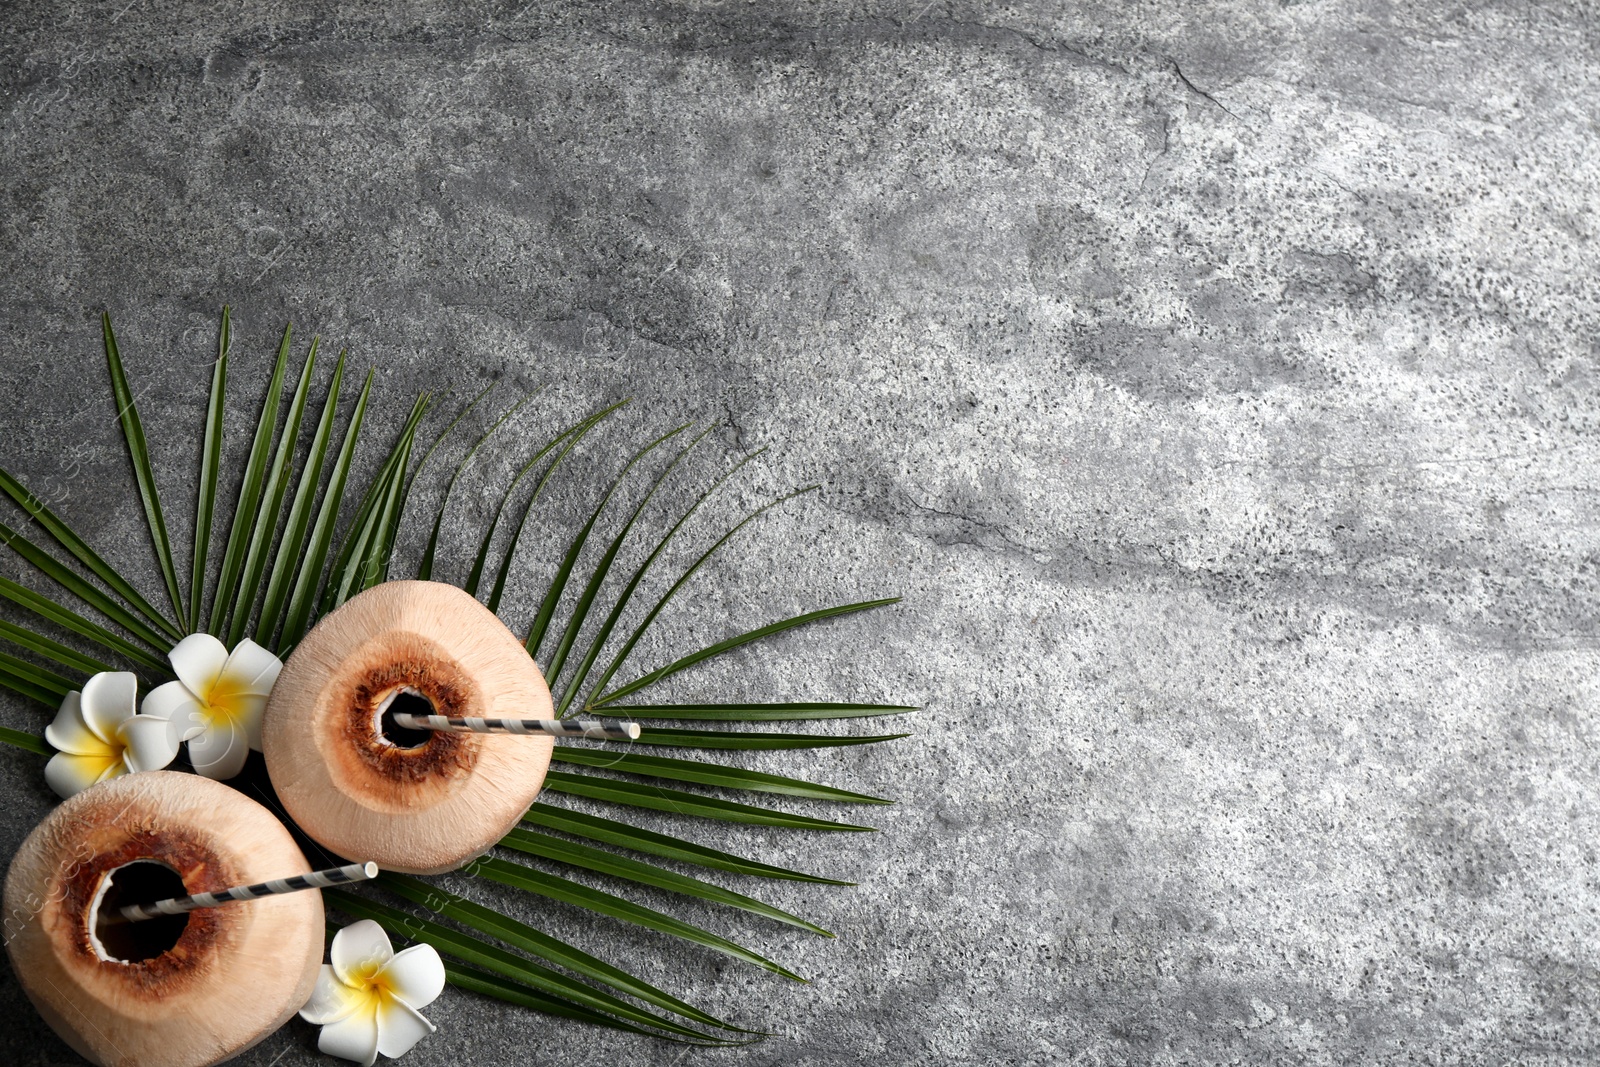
(93, 861, 190, 963)
(380, 689, 436, 749)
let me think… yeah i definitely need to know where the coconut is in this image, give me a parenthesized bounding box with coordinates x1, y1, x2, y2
(3, 771, 323, 1067)
(261, 580, 554, 875)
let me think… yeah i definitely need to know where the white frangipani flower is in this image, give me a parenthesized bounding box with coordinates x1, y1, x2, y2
(44, 671, 178, 798)
(141, 634, 283, 781)
(300, 919, 446, 1066)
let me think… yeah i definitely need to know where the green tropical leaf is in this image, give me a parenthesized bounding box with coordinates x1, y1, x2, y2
(325, 393, 429, 609)
(0, 648, 73, 696)
(632, 725, 911, 749)
(554, 447, 765, 716)
(0, 575, 168, 673)
(189, 308, 229, 631)
(279, 370, 372, 649)
(500, 827, 830, 936)
(0, 519, 174, 652)
(403, 381, 493, 519)
(540, 770, 876, 832)
(416, 389, 529, 582)
(529, 421, 690, 669)
(524, 422, 688, 662)
(255, 351, 346, 646)
(521, 803, 851, 884)
(0, 618, 113, 676)
(611, 702, 917, 722)
(226, 338, 320, 645)
(0, 467, 175, 640)
(548, 748, 891, 804)
(593, 599, 900, 708)
(466, 855, 805, 981)
(102, 314, 187, 632)
(378, 873, 743, 1033)
(0, 725, 47, 755)
(580, 487, 814, 709)
(483, 401, 626, 612)
(443, 963, 696, 1041)
(326, 889, 725, 1042)
(210, 326, 292, 635)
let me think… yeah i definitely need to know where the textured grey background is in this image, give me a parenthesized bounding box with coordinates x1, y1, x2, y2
(2, 1, 1598, 1064)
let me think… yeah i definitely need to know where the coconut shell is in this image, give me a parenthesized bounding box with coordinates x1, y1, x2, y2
(3, 771, 323, 1067)
(262, 580, 554, 875)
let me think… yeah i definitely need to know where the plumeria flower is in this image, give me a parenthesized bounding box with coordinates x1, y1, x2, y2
(44, 671, 178, 798)
(141, 634, 282, 781)
(300, 919, 446, 1066)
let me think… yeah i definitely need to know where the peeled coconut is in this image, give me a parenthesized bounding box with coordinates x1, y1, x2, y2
(3, 771, 323, 1067)
(262, 580, 554, 875)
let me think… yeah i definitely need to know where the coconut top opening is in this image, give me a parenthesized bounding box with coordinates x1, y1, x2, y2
(89, 860, 190, 964)
(377, 687, 436, 749)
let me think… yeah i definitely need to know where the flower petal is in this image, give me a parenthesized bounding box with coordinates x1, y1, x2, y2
(233, 692, 268, 751)
(331, 919, 394, 986)
(45, 751, 118, 799)
(382, 944, 446, 1012)
(168, 633, 229, 698)
(45, 692, 98, 755)
(301, 965, 367, 1025)
(186, 722, 249, 780)
(117, 715, 179, 773)
(318, 1005, 380, 1067)
(80, 672, 137, 743)
(220, 638, 283, 696)
(141, 681, 206, 741)
(375, 997, 435, 1059)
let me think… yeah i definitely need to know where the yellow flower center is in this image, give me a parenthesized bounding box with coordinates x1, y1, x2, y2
(198, 675, 250, 728)
(350, 959, 397, 1009)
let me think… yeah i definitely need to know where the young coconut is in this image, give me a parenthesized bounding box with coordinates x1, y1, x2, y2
(3, 771, 324, 1067)
(262, 580, 555, 875)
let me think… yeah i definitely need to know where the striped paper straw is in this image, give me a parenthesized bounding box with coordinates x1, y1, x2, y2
(390, 712, 641, 741)
(116, 861, 379, 924)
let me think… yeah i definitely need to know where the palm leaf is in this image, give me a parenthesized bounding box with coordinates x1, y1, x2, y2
(278, 370, 372, 649)
(0, 725, 47, 755)
(499, 827, 830, 936)
(466, 856, 805, 981)
(0, 618, 113, 676)
(0, 467, 176, 640)
(482, 401, 626, 612)
(0, 575, 168, 673)
(521, 803, 851, 884)
(579, 487, 815, 709)
(102, 314, 187, 631)
(0, 518, 174, 652)
(553, 446, 765, 716)
(416, 389, 530, 582)
(255, 351, 345, 646)
(631, 726, 910, 750)
(541, 425, 709, 690)
(540, 770, 877, 832)
(593, 599, 900, 708)
(210, 326, 292, 635)
(444, 964, 699, 1041)
(610, 701, 917, 721)
(226, 338, 319, 645)
(327, 889, 727, 1042)
(527, 422, 690, 665)
(464, 401, 626, 600)
(548, 748, 890, 804)
(189, 308, 229, 631)
(378, 873, 743, 1033)
(0, 648, 74, 695)
(324, 393, 429, 609)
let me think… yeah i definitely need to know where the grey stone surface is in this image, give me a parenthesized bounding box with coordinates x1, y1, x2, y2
(1, 0, 1598, 1063)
